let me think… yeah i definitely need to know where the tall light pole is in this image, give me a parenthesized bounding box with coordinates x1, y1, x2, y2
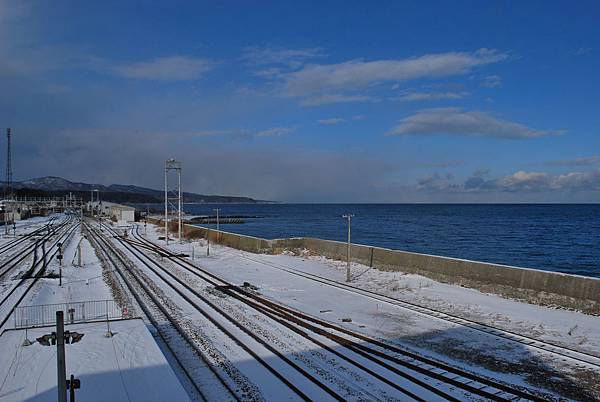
(165, 159, 182, 245)
(342, 214, 354, 282)
(213, 208, 220, 243)
(206, 224, 210, 256)
(4, 128, 12, 236)
(178, 165, 182, 243)
(164, 164, 168, 244)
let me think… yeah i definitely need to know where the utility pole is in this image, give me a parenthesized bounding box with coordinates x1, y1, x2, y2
(207, 225, 210, 256)
(342, 214, 354, 282)
(213, 208, 220, 243)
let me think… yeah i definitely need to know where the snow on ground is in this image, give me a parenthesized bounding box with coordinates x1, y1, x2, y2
(0, 214, 58, 246)
(23, 225, 114, 306)
(144, 222, 600, 400)
(0, 319, 190, 402)
(278, 252, 600, 356)
(0, 216, 191, 402)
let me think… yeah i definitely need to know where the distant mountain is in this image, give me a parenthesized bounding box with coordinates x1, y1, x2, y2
(6, 176, 260, 203)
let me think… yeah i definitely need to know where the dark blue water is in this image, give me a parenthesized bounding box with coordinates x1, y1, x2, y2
(142, 204, 600, 277)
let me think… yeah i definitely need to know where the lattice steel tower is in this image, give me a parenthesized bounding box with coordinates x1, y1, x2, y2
(4, 128, 12, 235)
(164, 159, 182, 244)
(5, 128, 11, 200)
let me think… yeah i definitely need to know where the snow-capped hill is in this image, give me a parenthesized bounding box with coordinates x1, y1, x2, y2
(6, 176, 259, 203)
(19, 176, 95, 191)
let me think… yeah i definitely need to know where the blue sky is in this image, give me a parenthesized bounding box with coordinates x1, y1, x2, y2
(1, 0, 599, 202)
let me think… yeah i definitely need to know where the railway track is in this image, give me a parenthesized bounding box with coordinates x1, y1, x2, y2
(0, 216, 57, 255)
(215, 247, 600, 371)
(0, 216, 79, 329)
(102, 220, 551, 401)
(84, 220, 236, 402)
(0, 217, 70, 281)
(97, 223, 355, 401)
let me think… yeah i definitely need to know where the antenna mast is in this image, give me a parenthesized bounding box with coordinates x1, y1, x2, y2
(4, 128, 12, 235)
(6, 128, 12, 199)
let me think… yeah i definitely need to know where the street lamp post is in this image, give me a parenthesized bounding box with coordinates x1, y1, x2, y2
(342, 214, 354, 282)
(206, 224, 210, 256)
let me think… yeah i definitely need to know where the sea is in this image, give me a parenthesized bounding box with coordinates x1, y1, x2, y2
(137, 203, 600, 278)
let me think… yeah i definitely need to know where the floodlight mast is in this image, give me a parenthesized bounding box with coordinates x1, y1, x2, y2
(164, 163, 168, 244)
(178, 165, 182, 243)
(164, 159, 183, 245)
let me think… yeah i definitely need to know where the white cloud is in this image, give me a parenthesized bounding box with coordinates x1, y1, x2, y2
(548, 156, 600, 166)
(389, 108, 564, 139)
(242, 45, 325, 67)
(253, 67, 283, 78)
(255, 127, 294, 137)
(392, 91, 467, 102)
(318, 118, 344, 125)
(417, 173, 459, 191)
(421, 168, 600, 193)
(282, 48, 509, 96)
(418, 160, 465, 168)
(480, 74, 502, 88)
(300, 94, 377, 106)
(574, 47, 592, 56)
(479, 169, 600, 192)
(352, 114, 366, 121)
(112, 56, 215, 81)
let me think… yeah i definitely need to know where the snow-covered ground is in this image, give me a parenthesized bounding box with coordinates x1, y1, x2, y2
(0, 216, 190, 402)
(25, 225, 114, 306)
(143, 222, 600, 400)
(0, 319, 190, 402)
(8, 216, 595, 400)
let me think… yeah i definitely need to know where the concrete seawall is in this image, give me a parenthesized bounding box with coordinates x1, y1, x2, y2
(148, 218, 600, 314)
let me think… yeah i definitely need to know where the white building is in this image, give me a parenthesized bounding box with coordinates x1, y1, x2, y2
(110, 204, 135, 223)
(89, 201, 135, 223)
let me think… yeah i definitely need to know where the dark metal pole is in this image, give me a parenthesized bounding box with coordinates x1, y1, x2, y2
(56, 311, 67, 402)
(69, 374, 76, 402)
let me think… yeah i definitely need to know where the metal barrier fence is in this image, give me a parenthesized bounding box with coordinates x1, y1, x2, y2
(13, 300, 130, 329)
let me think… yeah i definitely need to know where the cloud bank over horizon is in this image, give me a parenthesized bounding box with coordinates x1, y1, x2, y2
(0, 1, 598, 203)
